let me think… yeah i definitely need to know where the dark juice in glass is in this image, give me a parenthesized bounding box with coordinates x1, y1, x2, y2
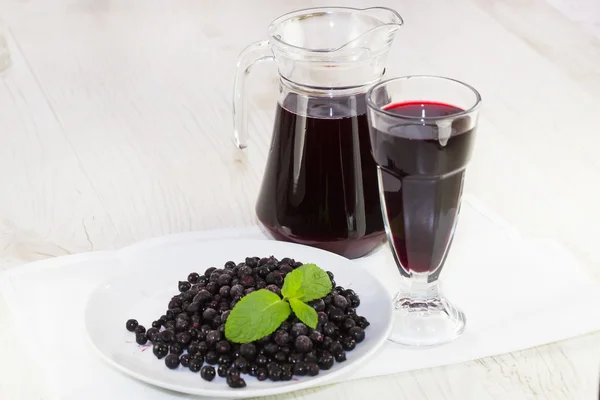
(370, 101, 476, 275)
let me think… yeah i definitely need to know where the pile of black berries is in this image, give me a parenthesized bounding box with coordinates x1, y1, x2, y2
(125, 256, 369, 389)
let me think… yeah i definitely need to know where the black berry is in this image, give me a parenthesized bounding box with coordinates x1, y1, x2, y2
(323, 322, 337, 337)
(170, 343, 184, 356)
(309, 299, 326, 311)
(205, 351, 219, 365)
(293, 361, 307, 376)
(318, 352, 334, 370)
(126, 319, 138, 332)
(266, 271, 283, 286)
(257, 266, 270, 278)
(239, 343, 257, 361)
(146, 328, 160, 342)
(233, 357, 250, 373)
(216, 273, 231, 286)
(188, 327, 199, 339)
(152, 343, 168, 359)
(342, 336, 356, 351)
(265, 284, 281, 295)
(178, 281, 191, 292)
(206, 282, 219, 295)
(291, 323, 309, 338)
(334, 350, 347, 362)
(356, 316, 370, 329)
(329, 307, 345, 322)
(218, 285, 231, 298)
(176, 332, 192, 345)
(202, 308, 217, 321)
(159, 329, 174, 343)
(226, 374, 246, 388)
(304, 350, 318, 364)
(348, 326, 365, 343)
(240, 275, 255, 287)
(206, 330, 221, 347)
(255, 354, 268, 366)
(193, 289, 212, 304)
(317, 312, 328, 325)
(274, 330, 290, 346)
(257, 368, 268, 381)
(197, 341, 209, 354)
(309, 330, 323, 344)
(333, 295, 348, 310)
(218, 354, 232, 366)
(200, 366, 216, 381)
(294, 335, 313, 353)
(180, 354, 190, 367)
(289, 352, 304, 364)
(248, 363, 259, 377)
(281, 367, 293, 381)
(342, 318, 356, 332)
(348, 295, 360, 307)
(307, 362, 320, 376)
(188, 359, 202, 373)
(134, 325, 146, 335)
(192, 353, 205, 364)
(245, 257, 259, 268)
(215, 340, 231, 354)
(237, 265, 252, 277)
(135, 333, 147, 345)
(267, 364, 282, 381)
(217, 364, 228, 377)
(165, 354, 180, 369)
(187, 272, 200, 283)
(280, 257, 293, 265)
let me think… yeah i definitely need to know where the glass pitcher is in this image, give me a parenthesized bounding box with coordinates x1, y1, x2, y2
(233, 7, 403, 259)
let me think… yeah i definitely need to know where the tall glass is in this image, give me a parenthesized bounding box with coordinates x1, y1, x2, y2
(366, 76, 482, 347)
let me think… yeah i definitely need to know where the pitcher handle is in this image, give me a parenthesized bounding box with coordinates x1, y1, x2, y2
(233, 40, 275, 149)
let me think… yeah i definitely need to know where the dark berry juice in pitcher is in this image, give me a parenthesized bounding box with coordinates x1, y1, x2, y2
(256, 91, 385, 259)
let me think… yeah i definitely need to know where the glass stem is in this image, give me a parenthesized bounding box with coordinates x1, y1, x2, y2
(400, 272, 441, 301)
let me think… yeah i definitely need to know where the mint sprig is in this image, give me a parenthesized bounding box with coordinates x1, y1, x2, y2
(225, 263, 332, 343)
(293, 264, 332, 302)
(289, 298, 318, 329)
(224, 290, 291, 344)
(281, 269, 304, 299)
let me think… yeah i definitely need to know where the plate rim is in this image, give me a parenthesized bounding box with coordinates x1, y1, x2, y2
(84, 238, 393, 398)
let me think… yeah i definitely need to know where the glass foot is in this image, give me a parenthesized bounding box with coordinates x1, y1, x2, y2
(389, 291, 466, 347)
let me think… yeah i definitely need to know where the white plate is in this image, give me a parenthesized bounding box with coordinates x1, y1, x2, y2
(84, 239, 393, 398)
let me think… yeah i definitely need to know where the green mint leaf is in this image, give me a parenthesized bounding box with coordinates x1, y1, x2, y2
(296, 263, 332, 302)
(224, 289, 291, 343)
(289, 298, 318, 329)
(281, 269, 304, 299)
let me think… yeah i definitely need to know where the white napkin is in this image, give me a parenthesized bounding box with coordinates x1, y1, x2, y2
(1, 196, 600, 400)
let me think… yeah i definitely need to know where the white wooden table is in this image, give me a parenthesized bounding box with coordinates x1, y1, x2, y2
(1, 0, 599, 399)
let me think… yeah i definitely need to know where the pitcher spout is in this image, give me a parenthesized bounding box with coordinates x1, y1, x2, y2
(362, 7, 404, 27)
(335, 7, 403, 54)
